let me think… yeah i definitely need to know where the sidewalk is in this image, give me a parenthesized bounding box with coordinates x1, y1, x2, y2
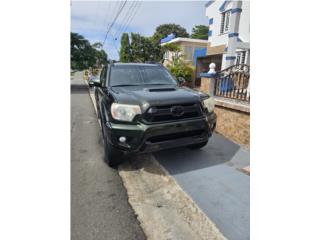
(154, 134, 250, 240)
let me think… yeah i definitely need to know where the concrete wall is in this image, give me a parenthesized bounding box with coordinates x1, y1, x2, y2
(200, 77, 212, 94)
(214, 100, 250, 148)
(199, 77, 250, 148)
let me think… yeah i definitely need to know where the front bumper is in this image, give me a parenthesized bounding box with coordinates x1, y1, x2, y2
(104, 112, 217, 153)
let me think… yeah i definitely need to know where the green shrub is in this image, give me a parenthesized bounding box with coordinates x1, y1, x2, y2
(167, 59, 194, 82)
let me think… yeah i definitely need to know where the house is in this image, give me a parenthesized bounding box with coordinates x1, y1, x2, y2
(197, 0, 250, 148)
(161, 37, 208, 67)
(161, 37, 208, 86)
(195, 0, 250, 87)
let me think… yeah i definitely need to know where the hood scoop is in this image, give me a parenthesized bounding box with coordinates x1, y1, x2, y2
(146, 87, 176, 92)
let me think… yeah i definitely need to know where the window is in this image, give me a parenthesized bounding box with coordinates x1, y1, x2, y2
(164, 51, 169, 60)
(100, 67, 106, 85)
(183, 46, 193, 61)
(220, 10, 231, 34)
(109, 65, 177, 86)
(236, 51, 247, 65)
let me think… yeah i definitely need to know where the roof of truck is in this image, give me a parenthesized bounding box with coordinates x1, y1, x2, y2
(112, 63, 161, 67)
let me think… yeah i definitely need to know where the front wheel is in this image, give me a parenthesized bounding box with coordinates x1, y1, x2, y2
(101, 120, 123, 167)
(103, 141, 123, 168)
(187, 141, 208, 149)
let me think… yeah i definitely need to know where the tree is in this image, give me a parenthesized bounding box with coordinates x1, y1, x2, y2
(130, 33, 144, 62)
(190, 25, 209, 40)
(161, 43, 180, 54)
(150, 24, 189, 62)
(71, 32, 108, 70)
(119, 33, 132, 62)
(152, 24, 189, 42)
(129, 33, 160, 62)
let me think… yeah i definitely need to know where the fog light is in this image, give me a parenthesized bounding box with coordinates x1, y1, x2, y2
(119, 136, 126, 143)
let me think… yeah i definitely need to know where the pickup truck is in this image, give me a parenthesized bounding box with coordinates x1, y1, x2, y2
(91, 63, 216, 167)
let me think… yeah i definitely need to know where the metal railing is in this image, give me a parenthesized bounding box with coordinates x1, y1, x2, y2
(214, 64, 250, 102)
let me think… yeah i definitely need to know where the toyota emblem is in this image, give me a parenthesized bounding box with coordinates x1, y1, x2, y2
(170, 106, 184, 117)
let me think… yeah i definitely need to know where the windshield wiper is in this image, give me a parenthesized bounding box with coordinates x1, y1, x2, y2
(111, 84, 140, 87)
(145, 83, 175, 85)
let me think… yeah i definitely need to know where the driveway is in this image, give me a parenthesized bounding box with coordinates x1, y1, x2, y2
(154, 134, 250, 240)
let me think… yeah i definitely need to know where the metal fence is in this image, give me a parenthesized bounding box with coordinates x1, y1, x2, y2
(214, 64, 250, 102)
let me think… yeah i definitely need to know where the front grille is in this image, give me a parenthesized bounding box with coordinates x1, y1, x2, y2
(143, 103, 203, 123)
(147, 130, 206, 143)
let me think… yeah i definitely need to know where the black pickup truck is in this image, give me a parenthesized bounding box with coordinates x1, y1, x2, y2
(91, 63, 216, 167)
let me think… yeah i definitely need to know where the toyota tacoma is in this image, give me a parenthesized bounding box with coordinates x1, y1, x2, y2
(91, 63, 216, 167)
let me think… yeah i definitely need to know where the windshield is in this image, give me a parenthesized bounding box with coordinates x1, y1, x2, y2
(109, 65, 177, 87)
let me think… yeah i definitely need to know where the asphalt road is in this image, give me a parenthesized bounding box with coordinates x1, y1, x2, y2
(71, 72, 145, 240)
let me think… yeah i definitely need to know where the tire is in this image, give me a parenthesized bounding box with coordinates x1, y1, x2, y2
(187, 141, 208, 149)
(97, 104, 101, 119)
(101, 119, 123, 167)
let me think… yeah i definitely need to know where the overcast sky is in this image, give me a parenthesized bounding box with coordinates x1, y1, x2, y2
(71, 1, 209, 60)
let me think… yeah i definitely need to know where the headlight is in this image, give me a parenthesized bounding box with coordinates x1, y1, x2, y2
(203, 97, 215, 113)
(111, 103, 141, 122)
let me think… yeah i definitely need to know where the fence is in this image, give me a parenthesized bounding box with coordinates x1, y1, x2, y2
(214, 64, 250, 102)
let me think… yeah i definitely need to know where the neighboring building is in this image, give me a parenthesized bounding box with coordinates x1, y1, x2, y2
(161, 37, 208, 86)
(161, 37, 208, 67)
(195, 0, 250, 87)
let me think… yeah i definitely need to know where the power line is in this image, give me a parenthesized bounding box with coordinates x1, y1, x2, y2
(101, 1, 119, 36)
(112, 1, 142, 60)
(102, 0, 128, 47)
(114, 1, 138, 39)
(122, 1, 142, 35)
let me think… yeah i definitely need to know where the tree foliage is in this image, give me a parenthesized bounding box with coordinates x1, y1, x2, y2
(152, 23, 189, 42)
(119, 33, 161, 63)
(161, 43, 181, 53)
(151, 24, 189, 62)
(71, 32, 107, 70)
(190, 25, 209, 40)
(167, 53, 194, 83)
(119, 33, 132, 62)
(118, 24, 190, 63)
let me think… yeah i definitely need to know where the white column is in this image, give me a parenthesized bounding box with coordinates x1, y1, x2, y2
(225, 0, 243, 68)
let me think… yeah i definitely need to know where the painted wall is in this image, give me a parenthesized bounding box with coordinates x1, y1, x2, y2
(206, 1, 250, 47)
(163, 41, 208, 66)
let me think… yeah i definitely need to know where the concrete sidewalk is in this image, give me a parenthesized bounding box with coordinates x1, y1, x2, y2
(154, 134, 250, 240)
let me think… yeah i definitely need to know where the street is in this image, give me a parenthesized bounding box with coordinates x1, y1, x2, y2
(71, 72, 146, 240)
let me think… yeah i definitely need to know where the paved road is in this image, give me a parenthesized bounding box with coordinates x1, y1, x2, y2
(154, 134, 250, 240)
(71, 72, 145, 240)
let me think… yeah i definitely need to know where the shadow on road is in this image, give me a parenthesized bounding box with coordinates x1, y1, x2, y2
(153, 133, 241, 175)
(119, 132, 244, 176)
(71, 84, 89, 93)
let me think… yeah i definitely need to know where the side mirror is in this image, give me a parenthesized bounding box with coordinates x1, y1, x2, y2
(89, 78, 101, 87)
(177, 77, 186, 84)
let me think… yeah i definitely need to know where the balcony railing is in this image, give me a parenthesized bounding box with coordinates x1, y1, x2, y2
(213, 64, 250, 102)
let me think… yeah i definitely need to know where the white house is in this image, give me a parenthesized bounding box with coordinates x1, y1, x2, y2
(205, 0, 250, 69)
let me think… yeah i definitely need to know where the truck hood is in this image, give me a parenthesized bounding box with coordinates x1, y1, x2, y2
(110, 85, 208, 113)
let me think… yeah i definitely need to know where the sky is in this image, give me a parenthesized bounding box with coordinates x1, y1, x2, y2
(71, 0, 209, 60)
